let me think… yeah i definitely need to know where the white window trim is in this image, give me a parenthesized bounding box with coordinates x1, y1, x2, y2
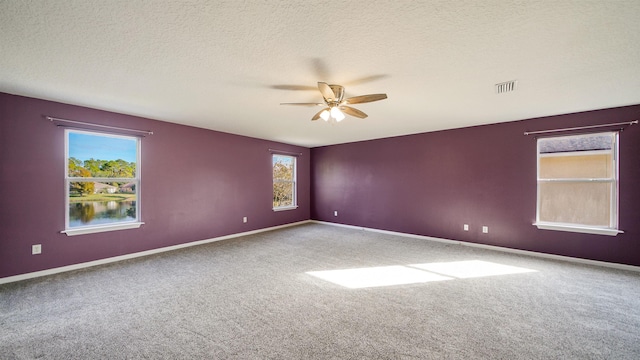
(533, 222, 623, 236)
(64, 129, 142, 236)
(62, 222, 144, 236)
(272, 154, 297, 211)
(534, 132, 620, 236)
(273, 205, 299, 212)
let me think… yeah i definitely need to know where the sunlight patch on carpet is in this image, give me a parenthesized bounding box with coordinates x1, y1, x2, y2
(410, 260, 537, 279)
(307, 265, 452, 289)
(307, 260, 537, 288)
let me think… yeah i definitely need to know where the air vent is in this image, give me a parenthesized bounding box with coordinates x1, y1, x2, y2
(495, 80, 518, 94)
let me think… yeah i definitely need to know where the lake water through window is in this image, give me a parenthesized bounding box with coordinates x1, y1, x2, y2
(64, 129, 142, 235)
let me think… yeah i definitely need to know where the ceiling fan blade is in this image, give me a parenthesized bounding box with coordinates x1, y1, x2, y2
(340, 106, 368, 119)
(344, 74, 389, 86)
(318, 82, 336, 102)
(311, 108, 330, 121)
(280, 102, 324, 106)
(343, 94, 387, 105)
(271, 85, 318, 91)
(311, 58, 330, 80)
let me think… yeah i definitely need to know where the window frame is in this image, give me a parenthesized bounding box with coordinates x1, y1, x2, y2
(62, 129, 143, 236)
(534, 131, 622, 236)
(272, 154, 298, 211)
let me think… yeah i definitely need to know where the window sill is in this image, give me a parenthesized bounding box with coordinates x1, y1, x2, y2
(533, 222, 622, 236)
(62, 222, 144, 236)
(273, 206, 298, 212)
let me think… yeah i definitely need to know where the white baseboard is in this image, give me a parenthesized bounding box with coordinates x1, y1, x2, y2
(311, 220, 640, 273)
(4, 219, 637, 285)
(0, 220, 311, 285)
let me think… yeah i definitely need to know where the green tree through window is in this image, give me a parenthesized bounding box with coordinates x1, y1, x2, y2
(273, 154, 296, 209)
(65, 129, 140, 232)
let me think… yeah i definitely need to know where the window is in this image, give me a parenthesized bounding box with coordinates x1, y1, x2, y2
(272, 154, 297, 211)
(64, 129, 143, 235)
(535, 132, 620, 235)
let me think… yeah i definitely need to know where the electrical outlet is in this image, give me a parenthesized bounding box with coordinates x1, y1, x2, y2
(243, 217, 248, 223)
(482, 226, 489, 234)
(334, 211, 338, 217)
(32, 244, 42, 255)
(463, 224, 469, 231)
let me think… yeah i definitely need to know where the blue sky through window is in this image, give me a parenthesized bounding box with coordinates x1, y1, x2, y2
(273, 154, 293, 165)
(69, 132, 137, 162)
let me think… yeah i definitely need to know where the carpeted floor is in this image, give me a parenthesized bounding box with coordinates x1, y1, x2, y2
(1, 223, 639, 359)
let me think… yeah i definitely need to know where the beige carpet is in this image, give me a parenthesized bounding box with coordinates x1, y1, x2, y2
(1, 223, 639, 359)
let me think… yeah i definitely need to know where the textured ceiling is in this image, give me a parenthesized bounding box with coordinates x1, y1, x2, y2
(1, 0, 639, 147)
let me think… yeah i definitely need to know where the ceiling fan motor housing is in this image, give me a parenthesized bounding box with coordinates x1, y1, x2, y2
(328, 85, 345, 103)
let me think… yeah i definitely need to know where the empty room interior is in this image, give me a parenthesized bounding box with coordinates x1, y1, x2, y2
(1, 1, 640, 359)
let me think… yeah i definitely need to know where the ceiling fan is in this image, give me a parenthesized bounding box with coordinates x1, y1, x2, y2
(280, 82, 387, 122)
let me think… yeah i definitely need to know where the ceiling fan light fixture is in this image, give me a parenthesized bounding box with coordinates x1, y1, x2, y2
(330, 107, 345, 122)
(320, 109, 330, 121)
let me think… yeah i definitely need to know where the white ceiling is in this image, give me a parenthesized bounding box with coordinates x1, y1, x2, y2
(2, 1, 639, 147)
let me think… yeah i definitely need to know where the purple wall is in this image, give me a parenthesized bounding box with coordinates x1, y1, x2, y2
(0, 93, 310, 278)
(311, 105, 640, 267)
(2, 91, 638, 279)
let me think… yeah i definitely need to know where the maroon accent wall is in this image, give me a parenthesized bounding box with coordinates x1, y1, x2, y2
(311, 105, 640, 266)
(0, 93, 310, 278)
(2, 92, 638, 279)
